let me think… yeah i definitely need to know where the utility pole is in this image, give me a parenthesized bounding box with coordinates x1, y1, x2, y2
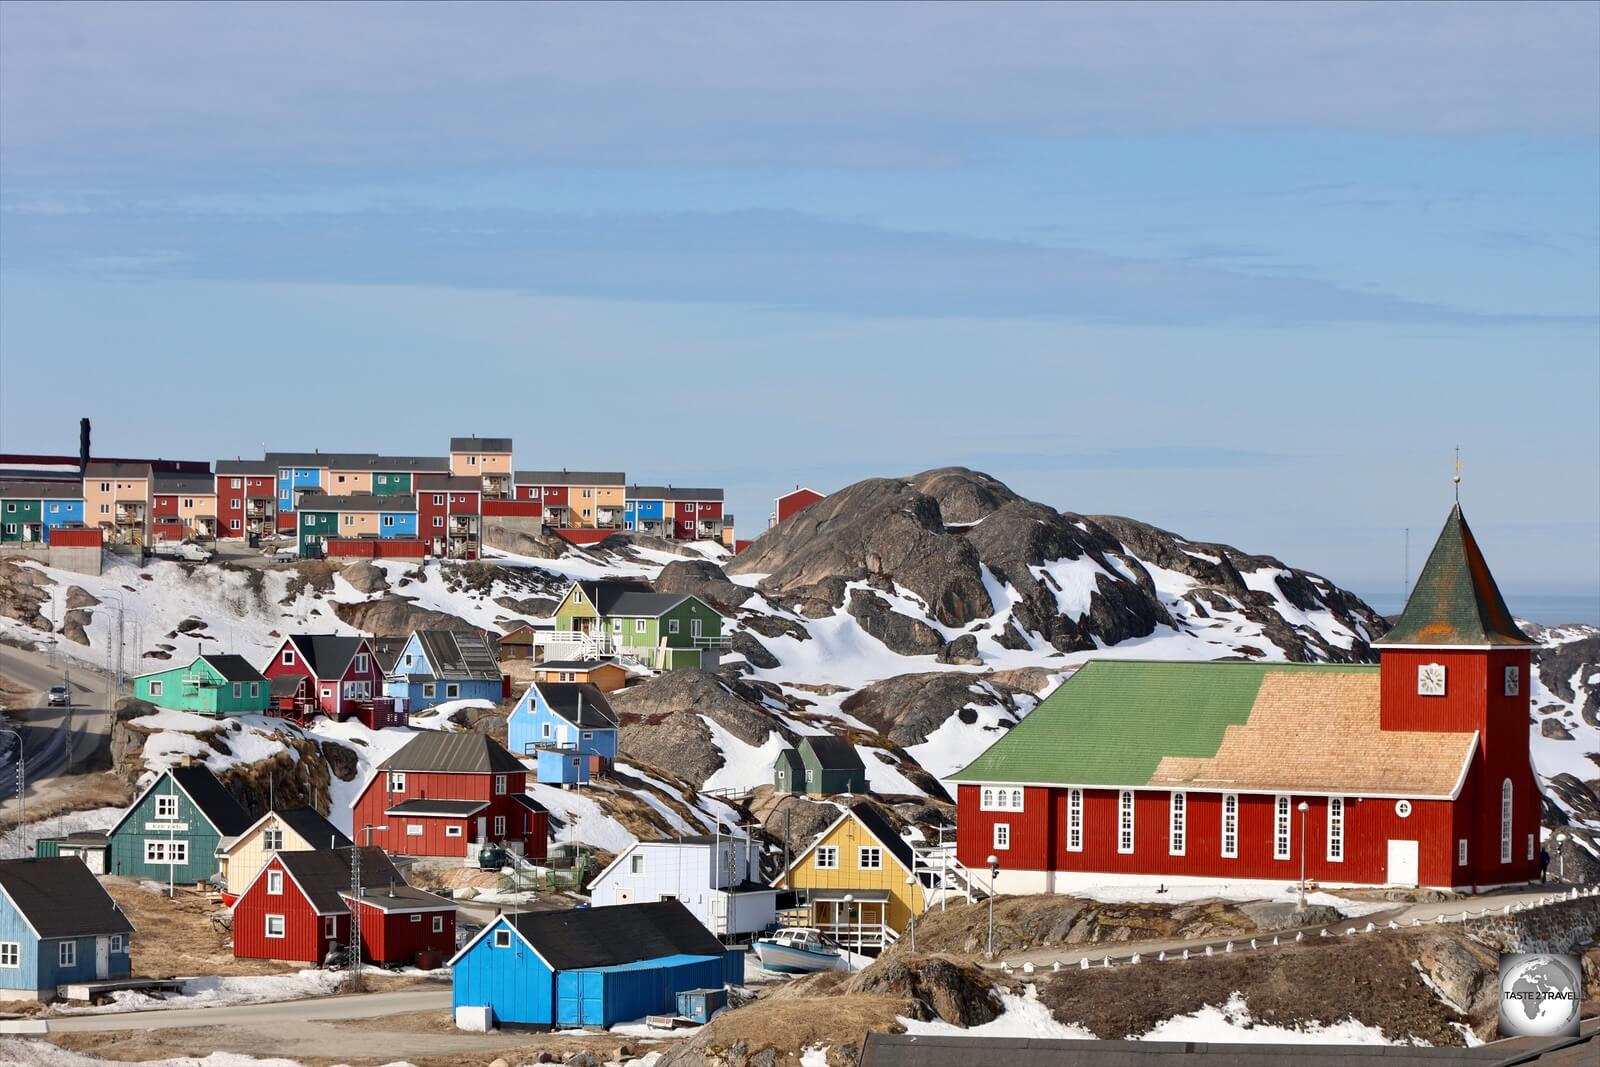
(63, 666, 73, 776)
(349, 845, 364, 991)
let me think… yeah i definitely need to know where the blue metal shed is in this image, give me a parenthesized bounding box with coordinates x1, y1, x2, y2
(449, 901, 741, 1031)
(535, 746, 593, 785)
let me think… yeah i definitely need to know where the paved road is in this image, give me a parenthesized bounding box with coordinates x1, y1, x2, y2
(43, 987, 452, 1033)
(0, 643, 115, 800)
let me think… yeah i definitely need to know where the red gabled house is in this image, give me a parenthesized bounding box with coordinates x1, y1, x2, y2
(949, 502, 1542, 894)
(350, 732, 547, 862)
(771, 487, 824, 528)
(261, 635, 400, 728)
(415, 475, 482, 560)
(216, 460, 277, 544)
(233, 847, 455, 967)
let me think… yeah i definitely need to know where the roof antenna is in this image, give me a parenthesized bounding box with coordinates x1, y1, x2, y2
(1402, 528, 1410, 603)
(1453, 445, 1462, 505)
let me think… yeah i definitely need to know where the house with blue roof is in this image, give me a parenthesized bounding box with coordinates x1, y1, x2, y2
(506, 682, 619, 783)
(449, 900, 740, 1030)
(384, 630, 504, 714)
(0, 858, 134, 1000)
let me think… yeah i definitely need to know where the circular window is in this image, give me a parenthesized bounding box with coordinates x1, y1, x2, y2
(1394, 800, 1413, 818)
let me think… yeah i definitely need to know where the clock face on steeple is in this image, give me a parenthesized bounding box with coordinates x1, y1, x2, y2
(1417, 663, 1447, 697)
(1504, 666, 1521, 697)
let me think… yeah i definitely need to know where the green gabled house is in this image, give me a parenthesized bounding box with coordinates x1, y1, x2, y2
(106, 764, 254, 884)
(554, 580, 725, 671)
(133, 654, 270, 716)
(774, 736, 868, 796)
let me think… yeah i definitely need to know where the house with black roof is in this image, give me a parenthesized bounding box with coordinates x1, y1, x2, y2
(773, 801, 927, 952)
(0, 857, 135, 999)
(384, 629, 505, 714)
(233, 847, 454, 967)
(774, 735, 868, 796)
(449, 900, 741, 1029)
(553, 579, 726, 671)
(507, 681, 619, 783)
(132, 653, 269, 716)
(106, 763, 254, 884)
(218, 806, 354, 904)
(262, 633, 398, 728)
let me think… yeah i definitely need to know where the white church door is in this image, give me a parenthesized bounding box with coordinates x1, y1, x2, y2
(1387, 840, 1419, 887)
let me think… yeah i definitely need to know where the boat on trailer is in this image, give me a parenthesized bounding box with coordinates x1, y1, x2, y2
(753, 927, 846, 974)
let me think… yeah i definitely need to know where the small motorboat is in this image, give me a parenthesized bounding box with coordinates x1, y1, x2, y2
(753, 927, 846, 974)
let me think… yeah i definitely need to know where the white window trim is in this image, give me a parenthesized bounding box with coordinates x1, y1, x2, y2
(1168, 791, 1186, 857)
(1500, 779, 1513, 864)
(1327, 797, 1345, 862)
(445, 825, 463, 837)
(858, 846, 883, 869)
(149, 680, 164, 697)
(155, 795, 178, 819)
(388, 772, 406, 793)
(406, 823, 424, 837)
(1221, 793, 1238, 859)
(0, 941, 16, 968)
(1066, 788, 1083, 852)
(815, 846, 839, 870)
(992, 823, 1010, 850)
(422, 683, 435, 698)
(1274, 795, 1292, 861)
(979, 787, 1025, 812)
(494, 774, 507, 795)
(265, 915, 286, 939)
(446, 683, 460, 698)
(267, 870, 284, 895)
(433, 914, 445, 933)
(59, 941, 76, 967)
(1117, 790, 1135, 854)
(493, 815, 506, 837)
(1458, 838, 1468, 866)
(493, 929, 512, 948)
(263, 828, 283, 851)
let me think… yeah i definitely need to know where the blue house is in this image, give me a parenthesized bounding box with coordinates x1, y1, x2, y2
(379, 510, 418, 538)
(449, 901, 741, 1030)
(623, 486, 669, 536)
(0, 858, 134, 1000)
(385, 630, 504, 714)
(507, 682, 619, 780)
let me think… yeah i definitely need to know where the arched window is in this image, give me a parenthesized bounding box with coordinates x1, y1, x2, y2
(982, 788, 994, 809)
(1010, 789, 1023, 809)
(1500, 779, 1513, 864)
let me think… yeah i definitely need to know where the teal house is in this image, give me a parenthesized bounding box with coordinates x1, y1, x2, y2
(773, 736, 867, 796)
(106, 765, 254, 885)
(133, 655, 270, 716)
(0, 858, 134, 1000)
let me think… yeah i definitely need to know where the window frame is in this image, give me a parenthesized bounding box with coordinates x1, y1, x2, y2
(1221, 793, 1238, 859)
(1458, 838, 1468, 866)
(1500, 779, 1513, 864)
(1327, 797, 1345, 862)
(387, 771, 406, 793)
(262, 827, 284, 851)
(265, 915, 286, 939)
(1066, 788, 1083, 852)
(858, 846, 883, 870)
(1168, 791, 1186, 856)
(1117, 790, 1135, 854)
(1274, 795, 1292, 861)
(815, 846, 839, 870)
(267, 869, 284, 895)
(445, 824, 463, 838)
(0, 941, 19, 968)
(155, 795, 178, 819)
(433, 914, 445, 933)
(149, 680, 164, 698)
(493, 929, 512, 949)
(993, 823, 1010, 850)
(493, 815, 507, 837)
(59, 940, 77, 968)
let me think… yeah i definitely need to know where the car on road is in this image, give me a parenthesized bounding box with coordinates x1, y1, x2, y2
(47, 684, 70, 707)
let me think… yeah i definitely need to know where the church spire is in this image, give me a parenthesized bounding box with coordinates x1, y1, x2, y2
(1375, 503, 1534, 648)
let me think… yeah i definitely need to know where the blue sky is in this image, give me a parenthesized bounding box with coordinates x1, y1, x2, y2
(1, 2, 1596, 610)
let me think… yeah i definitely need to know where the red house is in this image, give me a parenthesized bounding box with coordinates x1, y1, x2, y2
(216, 460, 277, 543)
(950, 503, 1542, 894)
(350, 732, 548, 862)
(261, 635, 401, 728)
(416, 475, 482, 560)
(771, 487, 824, 527)
(233, 847, 455, 967)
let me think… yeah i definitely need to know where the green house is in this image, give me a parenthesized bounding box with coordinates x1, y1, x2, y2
(554, 580, 725, 671)
(106, 765, 254, 884)
(133, 654, 270, 716)
(371, 471, 412, 496)
(774, 736, 868, 796)
(298, 509, 338, 557)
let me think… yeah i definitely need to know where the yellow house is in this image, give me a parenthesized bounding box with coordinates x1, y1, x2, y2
(219, 807, 352, 901)
(775, 803, 927, 950)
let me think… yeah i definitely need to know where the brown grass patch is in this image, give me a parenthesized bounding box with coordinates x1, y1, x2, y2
(102, 877, 302, 979)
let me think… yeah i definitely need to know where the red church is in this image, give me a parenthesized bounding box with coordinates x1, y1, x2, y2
(350, 732, 548, 862)
(950, 503, 1542, 894)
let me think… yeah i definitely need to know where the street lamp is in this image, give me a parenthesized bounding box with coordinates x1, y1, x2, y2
(0, 728, 23, 858)
(905, 874, 918, 954)
(1296, 801, 1310, 911)
(986, 855, 999, 960)
(1555, 833, 1567, 883)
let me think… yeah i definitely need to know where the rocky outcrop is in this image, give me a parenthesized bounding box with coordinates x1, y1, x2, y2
(655, 560, 753, 611)
(0, 558, 52, 631)
(729, 467, 1385, 664)
(845, 954, 1001, 1027)
(741, 613, 810, 642)
(339, 561, 388, 595)
(482, 524, 565, 559)
(331, 596, 475, 636)
(281, 560, 340, 603)
(847, 589, 944, 657)
(64, 586, 100, 610)
(613, 670, 787, 786)
(730, 631, 780, 670)
(1418, 934, 1496, 1015)
(936, 634, 980, 665)
(1533, 631, 1600, 730)
(840, 672, 1030, 748)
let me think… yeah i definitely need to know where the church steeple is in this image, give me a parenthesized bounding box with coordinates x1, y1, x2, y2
(1375, 503, 1534, 648)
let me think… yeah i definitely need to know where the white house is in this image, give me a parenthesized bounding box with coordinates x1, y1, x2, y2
(587, 835, 777, 940)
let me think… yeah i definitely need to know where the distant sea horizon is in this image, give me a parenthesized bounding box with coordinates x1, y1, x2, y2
(1361, 592, 1600, 629)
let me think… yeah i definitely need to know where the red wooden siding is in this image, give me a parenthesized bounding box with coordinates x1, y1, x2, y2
(484, 499, 541, 518)
(327, 538, 427, 559)
(353, 898, 455, 965)
(48, 527, 102, 547)
(776, 489, 824, 524)
(233, 856, 339, 965)
(151, 495, 179, 517)
(351, 770, 546, 860)
(555, 528, 610, 546)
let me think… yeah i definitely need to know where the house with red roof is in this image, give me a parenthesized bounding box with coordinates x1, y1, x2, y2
(950, 502, 1542, 894)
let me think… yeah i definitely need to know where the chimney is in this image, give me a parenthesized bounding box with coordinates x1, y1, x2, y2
(79, 418, 91, 472)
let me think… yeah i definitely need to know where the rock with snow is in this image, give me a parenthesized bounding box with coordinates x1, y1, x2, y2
(841, 671, 1031, 748)
(848, 588, 945, 657)
(655, 558, 753, 611)
(1542, 718, 1575, 740)
(340, 561, 388, 595)
(331, 595, 474, 636)
(937, 634, 981, 665)
(730, 630, 780, 670)
(0, 558, 52, 630)
(613, 670, 787, 787)
(845, 953, 1002, 1027)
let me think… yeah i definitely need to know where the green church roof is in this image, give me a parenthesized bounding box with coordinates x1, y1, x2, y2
(1375, 504, 1534, 648)
(947, 659, 1375, 788)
